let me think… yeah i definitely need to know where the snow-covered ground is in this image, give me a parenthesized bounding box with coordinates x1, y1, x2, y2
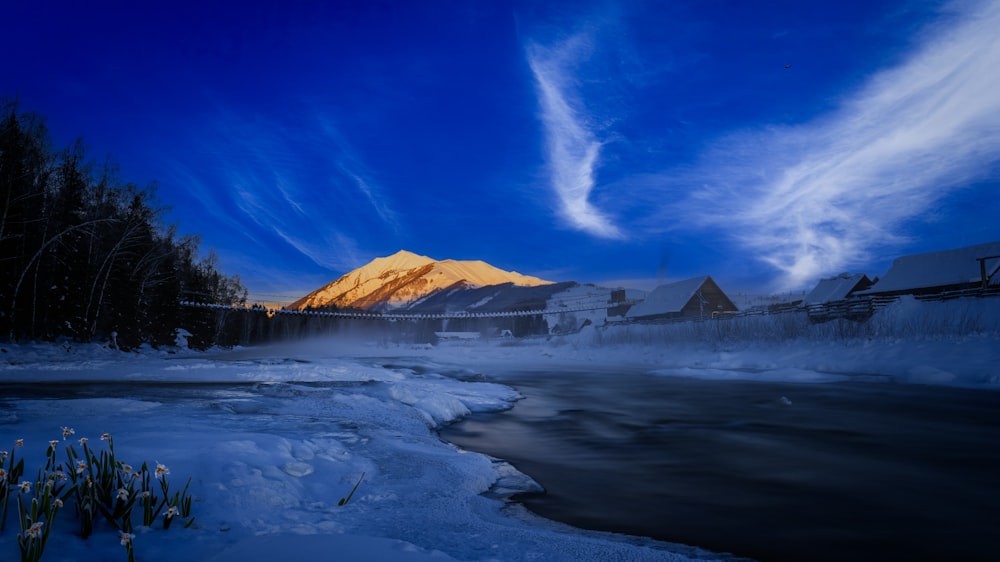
(2, 296, 999, 561)
(0, 342, 723, 562)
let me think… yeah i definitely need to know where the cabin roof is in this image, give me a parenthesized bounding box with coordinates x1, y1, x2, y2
(803, 273, 871, 304)
(857, 241, 1000, 295)
(625, 276, 711, 318)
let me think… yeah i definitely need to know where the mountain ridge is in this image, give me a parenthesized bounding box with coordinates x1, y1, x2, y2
(286, 250, 552, 311)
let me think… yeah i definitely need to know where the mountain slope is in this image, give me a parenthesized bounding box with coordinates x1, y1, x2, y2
(286, 250, 552, 311)
(405, 281, 579, 313)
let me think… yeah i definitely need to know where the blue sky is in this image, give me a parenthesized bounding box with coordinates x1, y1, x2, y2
(4, 0, 999, 303)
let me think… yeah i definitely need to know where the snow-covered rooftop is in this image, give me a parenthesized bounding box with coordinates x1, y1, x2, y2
(625, 276, 709, 319)
(803, 273, 872, 305)
(859, 241, 1000, 295)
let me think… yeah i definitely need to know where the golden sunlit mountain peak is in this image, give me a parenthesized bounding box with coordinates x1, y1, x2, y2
(286, 251, 552, 311)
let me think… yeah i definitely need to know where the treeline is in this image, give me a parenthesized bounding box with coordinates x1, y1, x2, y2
(0, 101, 246, 349)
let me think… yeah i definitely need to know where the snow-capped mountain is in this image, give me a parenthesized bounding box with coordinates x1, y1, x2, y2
(286, 250, 553, 311)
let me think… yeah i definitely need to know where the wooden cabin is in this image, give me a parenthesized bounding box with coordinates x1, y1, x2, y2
(624, 276, 737, 322)
(856, 241, 1000, 297)
(803, 273, 874, 305)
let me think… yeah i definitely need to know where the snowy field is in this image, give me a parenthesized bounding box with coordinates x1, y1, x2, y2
(2, 296, 999, 561)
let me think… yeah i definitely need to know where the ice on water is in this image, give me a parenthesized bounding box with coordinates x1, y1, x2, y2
(0, 342, 703, 562)
(2, 296, 998, 561)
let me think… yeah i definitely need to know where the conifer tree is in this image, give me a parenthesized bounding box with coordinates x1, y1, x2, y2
(1, 99, 247, 346)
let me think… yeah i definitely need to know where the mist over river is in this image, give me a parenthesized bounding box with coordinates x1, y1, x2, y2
(439, 369, 1000, 562)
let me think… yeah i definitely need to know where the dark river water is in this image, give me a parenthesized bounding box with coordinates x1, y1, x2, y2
(438, 369, 1000, 562)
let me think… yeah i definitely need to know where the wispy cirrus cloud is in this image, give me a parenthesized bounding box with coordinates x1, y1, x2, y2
(339, 164, 398, 228)
(164, 106, 400, 273)
(526, 32, 624, 240)
(318, 117, 401, 232)
(665, 0, 1000, 289)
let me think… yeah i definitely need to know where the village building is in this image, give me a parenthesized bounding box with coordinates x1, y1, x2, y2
(801, 272, 876, 322)
(803, 273, 874, 305)
(856, 241, 1000, 297)
(605, 287, 648, 323)
(624, 276, 738, 322)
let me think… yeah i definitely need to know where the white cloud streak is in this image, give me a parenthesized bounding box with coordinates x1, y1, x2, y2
(527, 34, 624, 239)
(270, 226, 362, 273)
(317, 117, 401, 234)
(166, 108, 401, 271)
(339, 164, 399, 229)
(678, 0, 1000, 289)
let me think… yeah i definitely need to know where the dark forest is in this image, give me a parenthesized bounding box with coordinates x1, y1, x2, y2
(1, 101, 247, 349)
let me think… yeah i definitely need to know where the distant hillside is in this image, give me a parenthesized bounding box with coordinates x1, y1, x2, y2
(405, 281, 579, 313)
(286, 250, 552, 311)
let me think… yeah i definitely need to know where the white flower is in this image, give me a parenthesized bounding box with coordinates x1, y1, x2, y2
(18, 480, 31, 494)
(119, 531, 135, 546)
(26, 522, 43, 539)
(100, 433, 111, 441)
(76, 460, 87, 474)
(54, 498, 64, 508)
(154, 463, 170, 479)
(61, 427, 75, 440)
(163, 506, 180, 518)
(14, 439, 23, 447)
(48, 440, 58, 450)
(0, 468, 6, 482)
(117, 488, 129, 502)
(78, 437, 88, 446)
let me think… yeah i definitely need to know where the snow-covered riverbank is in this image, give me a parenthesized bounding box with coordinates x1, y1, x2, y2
(2, 299, 998, 561)
(1, 341, 729, 562)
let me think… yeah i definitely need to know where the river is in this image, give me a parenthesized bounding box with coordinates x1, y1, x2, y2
(438, 369, 1000, 561)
